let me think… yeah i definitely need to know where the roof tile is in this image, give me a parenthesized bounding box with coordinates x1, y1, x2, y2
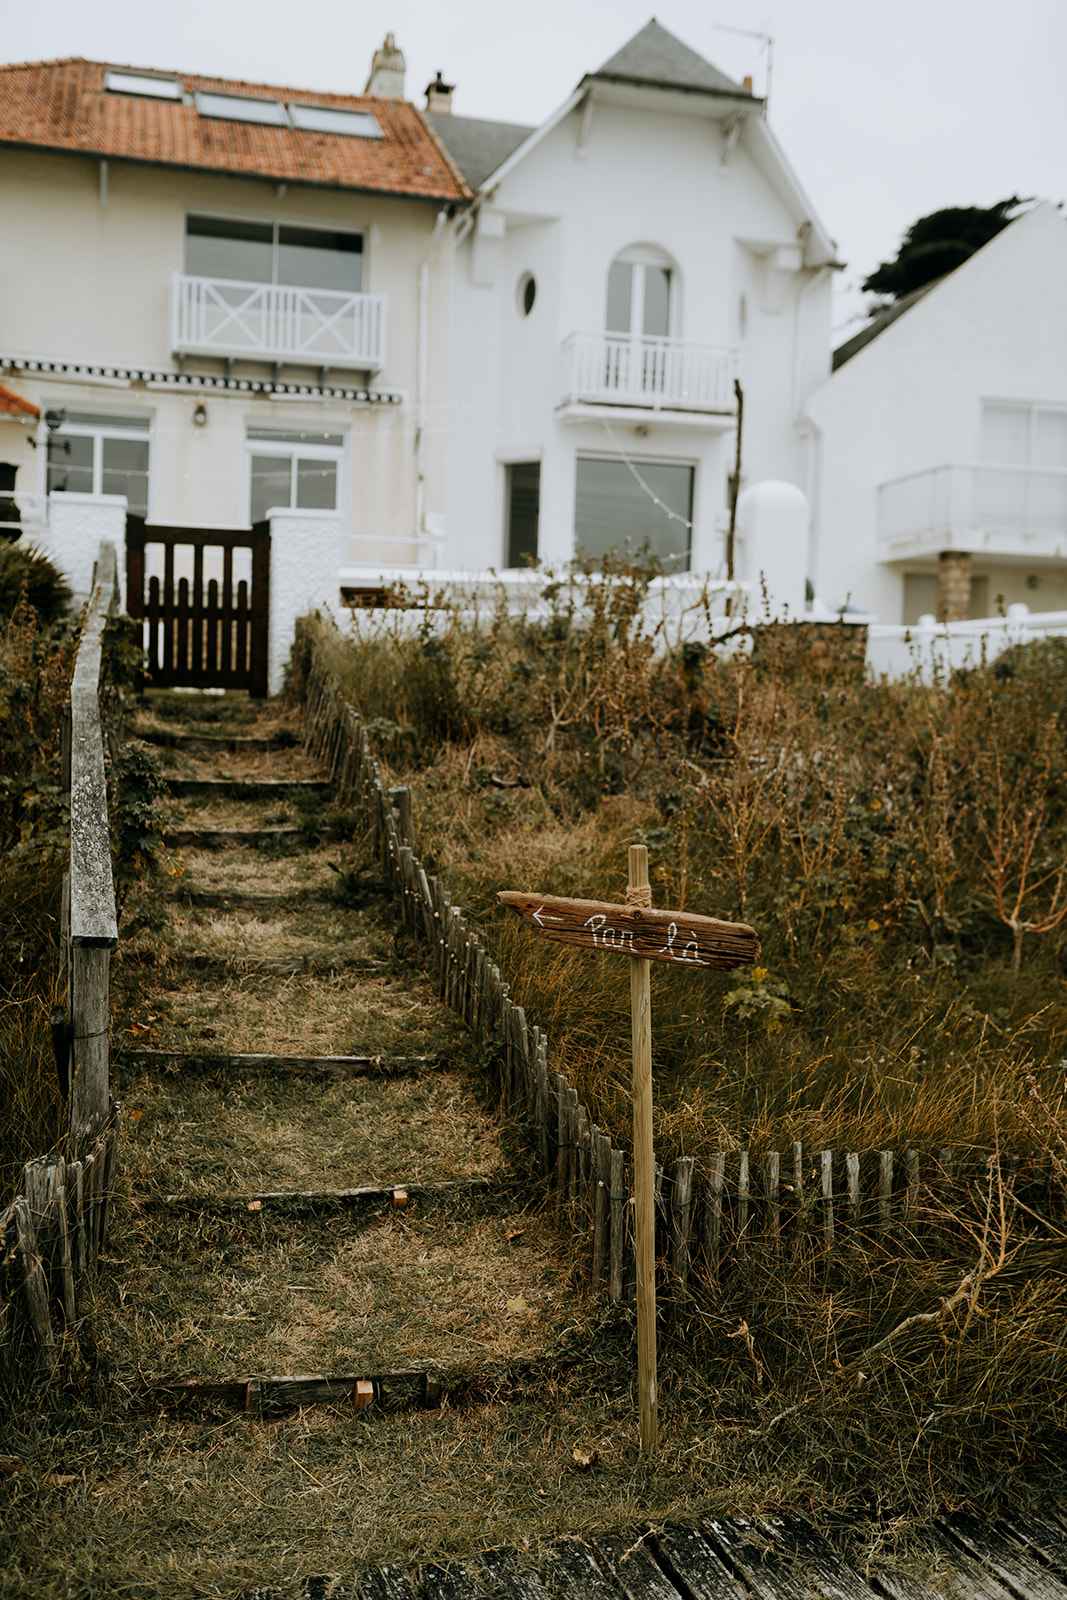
(0, 57, 470, 201)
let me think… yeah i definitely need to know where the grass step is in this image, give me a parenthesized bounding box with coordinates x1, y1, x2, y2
(121, 1049, 437, 1076)
(134, 1355, 544, 1418)
(116, 951, 391, 977)
(147, 1177, 493, 1210)
(166, 778, 330, 799)
(163, 827, 305, 849)
(163, 888, 338, 910)
(138, 730, 278, 754)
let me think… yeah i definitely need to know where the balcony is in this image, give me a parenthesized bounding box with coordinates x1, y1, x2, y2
(559, 332, 737, 420)
(170, 273, 387, 372)
(877, 463, 1067, 559)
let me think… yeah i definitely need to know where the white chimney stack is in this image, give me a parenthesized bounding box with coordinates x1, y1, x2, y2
(365, 33, 406, 98)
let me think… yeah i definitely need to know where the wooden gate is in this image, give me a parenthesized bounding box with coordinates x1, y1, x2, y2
(125, 517, 270, 697)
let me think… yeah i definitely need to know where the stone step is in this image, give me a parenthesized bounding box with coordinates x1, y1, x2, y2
(138, 730, 277, 754)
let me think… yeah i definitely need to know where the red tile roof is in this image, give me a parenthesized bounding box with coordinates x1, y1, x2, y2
(0, 57, 470, 202)
(0, 382, 40, 419)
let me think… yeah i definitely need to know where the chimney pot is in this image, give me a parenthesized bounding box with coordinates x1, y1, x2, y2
(365, 32, 406, 99)
(425, 71, 454, 114)
(742, 75, 753, 92)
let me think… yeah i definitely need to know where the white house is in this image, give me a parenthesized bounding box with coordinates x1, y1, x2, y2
(0, 23, 842, 686)
(422, 20, 838, 588)
(805, 202, 1067, 625)
(0, 42, 468, 688)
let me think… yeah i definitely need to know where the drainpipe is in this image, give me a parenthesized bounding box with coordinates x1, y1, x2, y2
(416, 207, 449, 565)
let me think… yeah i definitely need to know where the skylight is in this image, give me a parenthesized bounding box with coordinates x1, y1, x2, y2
(290, 104, 382, 139)
(104, 69, 182, 100)
(194, 91, 288, 127)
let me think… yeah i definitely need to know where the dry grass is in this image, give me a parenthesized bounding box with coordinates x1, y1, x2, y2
(118, 1070, 503, 1194)
(85, 1193, 579, 1380)
(112, 966, 466, 1060)
(121, 904, 391, 965)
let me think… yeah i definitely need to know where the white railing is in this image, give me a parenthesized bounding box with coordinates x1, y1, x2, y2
(560, 332, 737, 413)
(878, 462, 1067, 548)
(170, 273, 387, 371)
(867, 604, 1067, 682)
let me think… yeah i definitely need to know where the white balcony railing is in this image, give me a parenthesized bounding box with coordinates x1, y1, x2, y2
(878, 462, 1067, 552)
(170, 273, 387, 372)
(560, 332, 737, 414)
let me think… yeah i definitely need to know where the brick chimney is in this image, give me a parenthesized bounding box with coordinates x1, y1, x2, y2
(425, 71, 454, 114)
(365, 33, 406, 98)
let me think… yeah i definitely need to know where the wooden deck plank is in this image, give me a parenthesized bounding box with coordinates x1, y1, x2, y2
(1003, 1515, 1067, 1577)
(653, 1525, 747, 1599)
(869, 1572, 952, 1600)
(755, 1515, 880, 1599)
(419, 1562, 487, 1600)
(542, 1538, 620, 1600)
(923, 1530, 1020, 1600)
(589, 1531, 685, 1600)
(480, 1546, 553, 1600)
(704, 1515, 866, 1600)
(358, 1565, 420, 1600)
(937, 1512, 1067, 1600)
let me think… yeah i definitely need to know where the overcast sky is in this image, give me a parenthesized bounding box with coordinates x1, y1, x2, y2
(4, 0, 1065, 340)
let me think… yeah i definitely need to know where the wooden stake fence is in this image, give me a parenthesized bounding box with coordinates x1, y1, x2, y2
(296, 641, 1064, 1309)
(1, 543, 123, 1375)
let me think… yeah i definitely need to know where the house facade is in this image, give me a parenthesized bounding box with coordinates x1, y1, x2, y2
(426, 21, 838, 585)
(1, 24, 841, 685)
(0, 45, 468, 685)
(805, 202, 1067, 624)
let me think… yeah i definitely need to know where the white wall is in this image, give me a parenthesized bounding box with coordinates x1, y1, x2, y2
(806, 204, 1067, 621)
(441, 92, 833, 573)
(0, 149, 455, 563)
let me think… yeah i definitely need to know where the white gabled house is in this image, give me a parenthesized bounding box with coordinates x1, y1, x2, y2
(805, 202, 1067, 629)
(423, 19, 839, 596)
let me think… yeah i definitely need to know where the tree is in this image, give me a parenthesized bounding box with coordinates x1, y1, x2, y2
(862, 197, 1029, 300)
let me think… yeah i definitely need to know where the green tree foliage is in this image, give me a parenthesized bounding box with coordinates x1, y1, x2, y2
(862, 196, 1028, 300)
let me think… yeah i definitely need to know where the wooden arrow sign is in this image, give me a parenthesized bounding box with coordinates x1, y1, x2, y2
(497, 891, 760, 970)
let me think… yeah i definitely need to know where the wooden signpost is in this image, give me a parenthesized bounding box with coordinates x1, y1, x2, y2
(500, 847, 760, 1454)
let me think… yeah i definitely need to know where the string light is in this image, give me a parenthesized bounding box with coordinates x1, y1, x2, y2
(599, 418, 693, 529)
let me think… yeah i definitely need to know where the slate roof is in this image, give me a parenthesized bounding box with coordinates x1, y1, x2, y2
(832, 280, 940, 370)
(426, 112, 534, 190)
(0, 57, 470, 201)
(588, 18, 754, 100)
(0, 382, 40, 420)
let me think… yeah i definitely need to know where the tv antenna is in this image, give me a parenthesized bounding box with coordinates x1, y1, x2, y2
(708, 20, 774, 112)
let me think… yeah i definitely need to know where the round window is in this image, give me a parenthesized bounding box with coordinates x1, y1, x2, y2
(517, 272, 536, 316)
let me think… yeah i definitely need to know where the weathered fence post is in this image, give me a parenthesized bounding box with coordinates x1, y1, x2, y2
(68, 543, 120, 1153)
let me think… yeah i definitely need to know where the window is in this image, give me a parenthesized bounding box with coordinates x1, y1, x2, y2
(505, 463, 540, 567)
(246, 426, 343, 523)
(517, 273, 536, 317)
(46, 411, 151, 516)
(606, 248, 673, 338)
(186, 216, 363, 293)
(290, 104, 382, 138)
(194, 92, 288, 127)
(104, 69, 182, 99)
(977, 401, 1067, 528)
(574, 456, 692, 573)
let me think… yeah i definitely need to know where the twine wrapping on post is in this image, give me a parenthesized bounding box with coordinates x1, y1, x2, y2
(626, 883, 653, 908)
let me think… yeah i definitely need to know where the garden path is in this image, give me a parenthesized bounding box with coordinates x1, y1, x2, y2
(35, 689, 1066, 1600)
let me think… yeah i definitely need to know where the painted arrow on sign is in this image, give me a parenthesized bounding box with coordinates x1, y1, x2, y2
(498, 890, 760, 970)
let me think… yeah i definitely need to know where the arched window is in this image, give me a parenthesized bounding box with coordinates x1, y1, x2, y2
(606, 246, 675, 339)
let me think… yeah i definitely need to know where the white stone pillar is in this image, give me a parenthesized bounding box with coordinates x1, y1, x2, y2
(736, 480, 809, 621)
